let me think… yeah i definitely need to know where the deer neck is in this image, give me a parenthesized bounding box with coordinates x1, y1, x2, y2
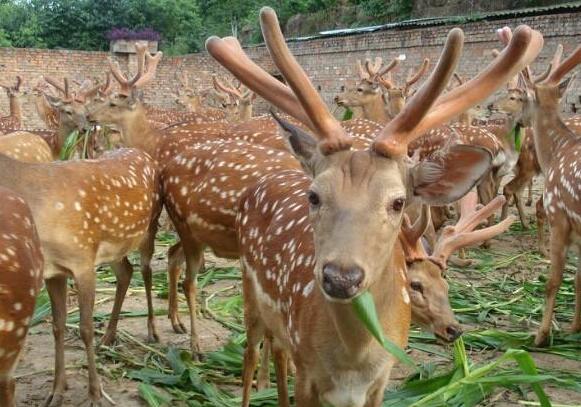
(362, 94, 389, 124)
(118, 105, 159, 157)
(530, 88, 572, 174)
(320, 244, 409, 357)
(238, 104, 253, 122)
(8, 94, 21, 123)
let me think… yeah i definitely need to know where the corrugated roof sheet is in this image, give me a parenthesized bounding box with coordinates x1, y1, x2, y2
(286, 1, 581, 42)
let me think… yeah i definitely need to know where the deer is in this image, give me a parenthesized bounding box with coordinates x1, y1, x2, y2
(206, 7, 542, 406)
(0, 131, 53, 163)
(212, 75, 257, 122)
(0, 141, 160, 406)
(32, 77, 60, 130)
(0, 77, 24, 131)
(492, 27, 581, 345)
(0, 187, 44, 407)
(255, 186, 516, 392)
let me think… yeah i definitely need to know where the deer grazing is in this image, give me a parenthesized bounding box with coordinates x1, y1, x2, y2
(0, 77, 24, 131)
(0, 188, 44, 407)
(400, 193, 515, 340)
(207, 7, 542, 406)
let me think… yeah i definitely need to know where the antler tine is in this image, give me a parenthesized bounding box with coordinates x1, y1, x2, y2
(373, 28, 464, 157)
(132, 50, 162, 89)
(108, 59, 130, 90)
(415, 25, 543, 138)
(44, 76, 66, 94)
(365, 57, 383, 77)
(205, 35, 315, 129)
(399, 205, 431, 262)
(543, 45, 581, 86)
(403, 58, 430, 95)
(177, 70, 189, 88)
(127, 43, 147, 87)
(213, 75, 240, 99)
(99, 73, 114, 96)
(356, 60, 370, 80)
(431, 193, 515, 266)
(377, 58, 400, 79)
(14, 76, 22, 91)
(260, 7, 351, 154)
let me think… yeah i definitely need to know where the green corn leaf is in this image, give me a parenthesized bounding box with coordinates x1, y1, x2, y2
(342, 107, 354, 121)
(138, 383, 172, 407)
(352, 291, 416, 368)
(59, 130, 80, 160)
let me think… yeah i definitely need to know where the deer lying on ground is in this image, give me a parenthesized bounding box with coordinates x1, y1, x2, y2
(0, 187, 44, 407)
(206, 7, 541, 406)
(0, 77, 24, 131)
(494, 28, 580, 345)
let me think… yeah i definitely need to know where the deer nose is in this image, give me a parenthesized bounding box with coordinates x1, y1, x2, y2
(322, 263, 364, 299)
(446, 325, 463, 341)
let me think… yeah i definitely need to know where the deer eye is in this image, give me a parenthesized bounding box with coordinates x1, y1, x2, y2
(391, 198, 405, 212)
(410, 281, 423, 293)
(509, 96, 516, 101)
(307, 190, 320, 207)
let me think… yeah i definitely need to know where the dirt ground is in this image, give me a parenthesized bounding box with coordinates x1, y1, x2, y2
(15, 177, 581, 406)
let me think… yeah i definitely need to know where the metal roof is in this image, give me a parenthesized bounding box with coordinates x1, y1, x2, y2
(286, 1, 581, 42)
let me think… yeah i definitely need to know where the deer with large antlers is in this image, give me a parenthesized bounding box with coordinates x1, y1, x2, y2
(173, 71, 227, 120)
(213, 75, 257, 122)
(0, 77, 24, 131)
(493, 30, 581, 346)
(205, 7, 542, 405)
(0, 188, 44, 407)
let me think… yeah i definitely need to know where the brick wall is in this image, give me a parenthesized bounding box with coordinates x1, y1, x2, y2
(1, 11, 579, 128)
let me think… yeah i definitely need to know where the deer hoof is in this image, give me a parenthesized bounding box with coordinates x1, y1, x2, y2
(534, 330, 550, 347)
(99, 333, 116, 347)
(43, 393, 64, 407)
(147, 332, 160, 343)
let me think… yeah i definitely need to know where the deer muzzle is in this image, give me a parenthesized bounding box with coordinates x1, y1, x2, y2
(321, 263, 364, 300)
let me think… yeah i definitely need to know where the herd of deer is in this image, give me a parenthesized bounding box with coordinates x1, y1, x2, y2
(0, 7, 579, 407)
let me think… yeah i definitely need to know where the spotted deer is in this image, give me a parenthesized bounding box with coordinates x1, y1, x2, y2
(0, 131, 53, 163)
(0, 77, 24, 131)
(212, 75, 256, 121)
(0, 188, 44, 407)
(503, 39, 581, 346)
(0, 145, 159, 406)
(206, 7, 541, 406)
(32, 77, 60, 130)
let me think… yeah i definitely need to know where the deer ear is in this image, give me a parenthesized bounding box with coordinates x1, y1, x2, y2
(271, 111, 318, 174)
(46, 95, 63, 108)
(410, 145, 492, 205)
(558, 74, 575, 99)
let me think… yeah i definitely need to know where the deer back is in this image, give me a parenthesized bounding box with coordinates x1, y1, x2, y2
(0, 132, 53, 163)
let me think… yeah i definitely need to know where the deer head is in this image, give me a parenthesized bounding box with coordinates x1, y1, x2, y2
(212, 75, 256, 121)
(43, 76, 102, 132)
(400, 192, 514, 342)
(382, 58, 430, 118)
(88, 43, 162, 129)
(0, 76, 24, 98)
(207, 8, 542, 301)
(173, 71, 201, 111)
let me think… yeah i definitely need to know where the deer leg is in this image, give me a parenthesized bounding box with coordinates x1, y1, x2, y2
(514, 189, 529, 229)
(256, 336, 271, 391)
(168, 242, 187, 334)
(273, 345, 290, 407)
(535, 223, 569, 347)
(241, 269, 265, 407)
(525, 179, 534, 206)
(536, 197, 548, 257)
(294, 372, 318, 407)
(500, 184, 512, 221)
(0, 376, 15, 407)
(365, 373, 391, 407)
(572, 258, 581, 333)
(181, 238, 205, 357)
(43, 275, 68, 407)
(100, 257, 133, 346)
(74, 272, 102, 405)
(139, 226, 159, 343)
